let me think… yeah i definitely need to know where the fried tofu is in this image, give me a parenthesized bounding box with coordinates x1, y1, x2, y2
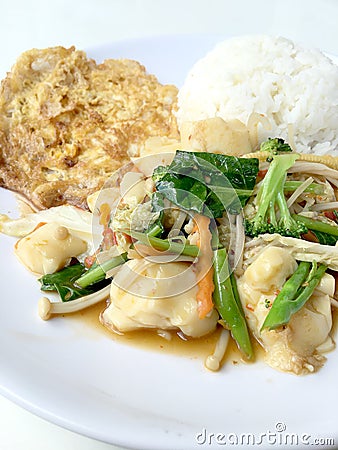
(0, 46, 179, 209)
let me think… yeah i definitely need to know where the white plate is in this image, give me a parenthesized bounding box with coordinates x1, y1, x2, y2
(0, 36, 338, 450)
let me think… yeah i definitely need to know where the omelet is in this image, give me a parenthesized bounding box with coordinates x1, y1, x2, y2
(0, 46, 179, 210)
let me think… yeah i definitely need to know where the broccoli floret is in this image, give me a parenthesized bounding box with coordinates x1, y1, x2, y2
(245, 152, 308, 239)
(260, 137, 293, 155)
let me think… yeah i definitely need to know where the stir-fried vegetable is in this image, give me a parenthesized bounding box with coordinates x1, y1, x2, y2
(38, 285, 111, 320)
(245, 154, 308, 238)
(260, 137, 293, 155)
(261, 261, 327, 330)
(153, 150, 259, 217)
(122, 229, 199, 257)
(283, 180, 325, 195)
(247, 233, 338, 271)
(39, 263, 110, 302)
(304, 230, 338, 246)
(213, 248, 253, 360)
(3, 138, 336, 375)
(76, 253, 128, 288)
(292, 213, 338, 245)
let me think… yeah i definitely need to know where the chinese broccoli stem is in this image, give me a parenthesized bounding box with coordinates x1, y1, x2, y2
(76, 253, 128, 288)
(146, 223, 163, 237)
(283, 181, 324, 195)
(292, 214, 338, 237)
(123, 230, 199, 257)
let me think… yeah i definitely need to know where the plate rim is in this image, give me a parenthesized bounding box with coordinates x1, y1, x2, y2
(0, 34, 338, 450)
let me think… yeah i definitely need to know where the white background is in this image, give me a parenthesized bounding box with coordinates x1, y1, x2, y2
(0, 0, 337, 449)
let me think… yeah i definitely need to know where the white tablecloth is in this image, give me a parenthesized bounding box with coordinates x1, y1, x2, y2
(0, 0, 337, 449)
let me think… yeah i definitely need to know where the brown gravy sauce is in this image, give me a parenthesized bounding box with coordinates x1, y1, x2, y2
(64, 301, 253, 367)
(64, 303, 337, 369)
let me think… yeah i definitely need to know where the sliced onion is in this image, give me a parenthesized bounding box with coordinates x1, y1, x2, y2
(141, 254, 195, 264)
(286, 177, 314, 208)
(301, 197, 316, 212)
(169, 211, 187, 237)
(325, 177, 338, 188)
(330, 297, 338, 308)
(311, 202, 338, 212)
(234, 213, 245, 275)
(290, 162, 338, 181)
(292, 203, 305, 214)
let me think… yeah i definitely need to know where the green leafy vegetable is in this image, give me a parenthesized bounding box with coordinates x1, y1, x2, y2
(152, 150, 259, 218)
(307, 230, 338, 246)
(261, 261, 327, 330)
(39, 264, 110, 302)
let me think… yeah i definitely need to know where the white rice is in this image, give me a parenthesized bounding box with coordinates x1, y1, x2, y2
(177, 35, 338, 155)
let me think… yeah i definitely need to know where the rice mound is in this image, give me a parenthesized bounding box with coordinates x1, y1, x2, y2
(177, 35, 338, 155)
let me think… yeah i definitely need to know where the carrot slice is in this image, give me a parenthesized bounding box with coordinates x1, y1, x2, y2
(194, 214, 215, 319)
(196, 266, 214, 318)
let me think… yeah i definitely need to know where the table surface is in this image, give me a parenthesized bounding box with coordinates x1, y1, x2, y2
(1, 0, 338, 449)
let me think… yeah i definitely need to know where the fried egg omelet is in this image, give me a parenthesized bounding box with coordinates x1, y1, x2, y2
(0, 46, 179, 210)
